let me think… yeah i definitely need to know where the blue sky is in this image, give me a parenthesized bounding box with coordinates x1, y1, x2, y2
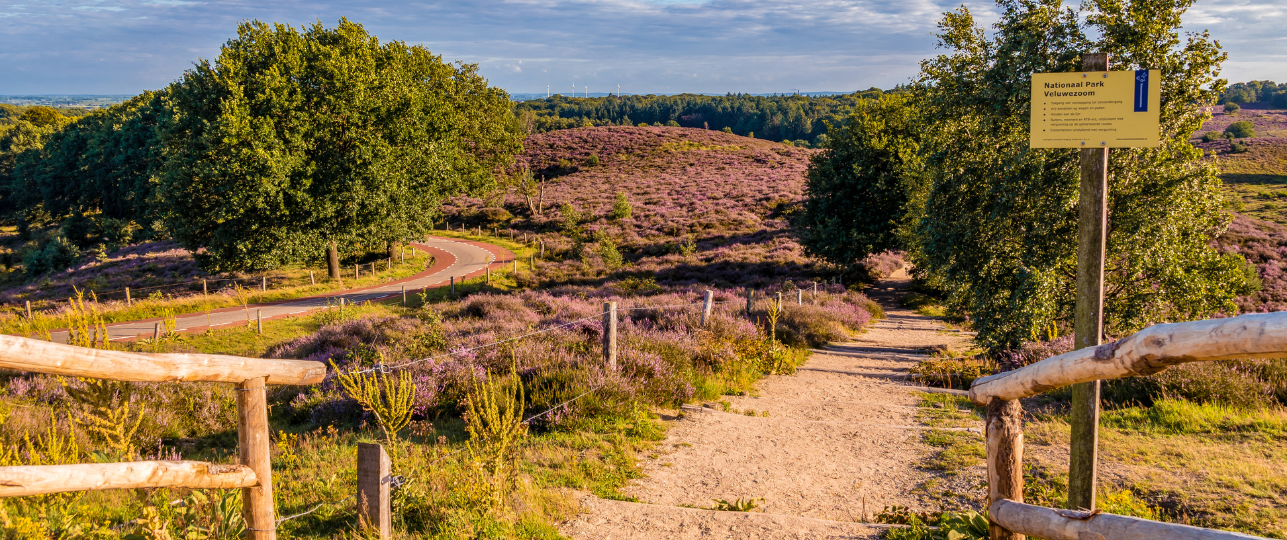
(0, 0, 1283, 95)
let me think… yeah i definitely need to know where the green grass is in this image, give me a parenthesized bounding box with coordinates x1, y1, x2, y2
(915, 394, 984, 475)
(1026, 398, 1287, 537)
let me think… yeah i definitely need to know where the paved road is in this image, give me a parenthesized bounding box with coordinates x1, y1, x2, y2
(49, 236, 514, 343)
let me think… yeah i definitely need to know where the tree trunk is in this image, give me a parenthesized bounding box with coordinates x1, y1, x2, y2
(327, 242, 340, 280)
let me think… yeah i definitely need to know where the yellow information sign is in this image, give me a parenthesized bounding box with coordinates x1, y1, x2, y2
(1030, 70, 1160, 148)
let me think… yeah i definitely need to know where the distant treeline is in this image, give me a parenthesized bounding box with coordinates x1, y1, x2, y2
(512, 90, 890, 145)
(1219, 81, 1287, 107)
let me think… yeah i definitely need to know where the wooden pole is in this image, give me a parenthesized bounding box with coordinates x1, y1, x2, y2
(153, 322, 161, 341)
(25, 300, 31, 319)
(256, 309, 262, 335)
(529, 253, 534, 269)
(261, 276, 266, 292)
(401, 285, 407, 306)
(486, 266, 491, 284)
(745, 289, 753, 317)
(513, 259, 517, 273)
(125, 287, 131, 306)
(797, 289, 802, 305)
(812, 282, 817, 298)
(203, 280, 208, 296)
(701, 290, 713, 327)
(236, 377, 276, 540)
(309, 271, 315, 286)
(986, 398, 1025, 540)
(540, 242, 545, 259)
(450, 276, 455, 296)
(356, 443, 392, 539)
(355, 264, 359, 280)
(602, 301, 617, 370)
(1070, 51, 1109, 513)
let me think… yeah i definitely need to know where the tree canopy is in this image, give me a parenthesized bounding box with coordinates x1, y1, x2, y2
(0, 19, 522, 273)
(802, 0, 1255, 352)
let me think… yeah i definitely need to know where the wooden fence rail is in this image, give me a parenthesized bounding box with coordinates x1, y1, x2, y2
(0, 335, 326, 540)
(972, 312, 1284, 540)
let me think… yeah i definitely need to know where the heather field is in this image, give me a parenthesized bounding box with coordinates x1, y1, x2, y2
(441, 126, 865, 288)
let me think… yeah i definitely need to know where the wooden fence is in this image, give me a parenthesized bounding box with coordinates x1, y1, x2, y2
(970, 312, 1285, 540)
(0, 335, 326, 540)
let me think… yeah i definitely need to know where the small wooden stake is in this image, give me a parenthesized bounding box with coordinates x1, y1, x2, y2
(812, 282, 817, 298)
(745, 289, 753, 317)
(153, 322, 161, 341)
(355, 265, 359, 280)
(203, 280, 208, 296)
(236, 377, 276, 540)
(486, 266, 491, 284)
(25, 300, 32, 319)
(797, 289, 802, 305)
(602, 301, 618, 370)
(701, 290, 713, 326)
(309, 271, 315, 286)
(256, 309, 262, 335)
(356, 443, 392, 539)
(261, 276, 266, 292)
(401, 285, 406, 306)
(986, 398, 1025, 540)
(529, 254, 534, 268)
(513, 259, 517, 273)
(125, 287, 132, 306)
(450, 276, 455, 296)
(540, 242, 545, 259)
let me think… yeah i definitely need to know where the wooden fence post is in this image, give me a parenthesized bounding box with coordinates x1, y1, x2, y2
(450, 276, 455, 296)
(256, 309, 262, 335)
(812, 282, 817, 298)
(540, 242, 545, 259)
(776, 292, 783, 311)
(701, 290, 714, 326)
(357, 443, 392, 539)
(355, 265, 359, 280)
(796, 289, 802, 305)
(203, 280, 208, 296)
(486, 266, 491, 284)
(745, 289, 753, 317)
(236, 377, 276, 540)
(126, 287, 132, 306)
(986, 398, 1025, 540)
(602, 302, 617, 370)
(261, 277, 266, 293)
(309, 271, 315, 286)
(1070, 51, 1110, 512)
(153, 322, 161, 341)
(25, 300, 31, 319)
(529, 254, 534, 269)
(513, 259, 517, 273)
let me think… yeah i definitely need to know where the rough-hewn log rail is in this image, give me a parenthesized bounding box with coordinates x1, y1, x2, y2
(0, 461, 258, 497)
(989, 499, 1269, 540)
(969, 312, 1287, 405)
(0, 335, 325, 385)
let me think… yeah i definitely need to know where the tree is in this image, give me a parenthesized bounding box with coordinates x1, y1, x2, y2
(1224, 121, 1255, 138)
(799, 93, 921, 272)
(18, 107, 66, 128)
(905, 0, 1251, 351)
(158, 19, 522, 271)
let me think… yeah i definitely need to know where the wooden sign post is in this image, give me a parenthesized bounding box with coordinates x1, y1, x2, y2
(1030, 53, 1160, 513)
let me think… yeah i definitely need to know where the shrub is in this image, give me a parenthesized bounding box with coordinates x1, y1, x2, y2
(721, 127, 733, 133)
(665, 120, 680, 127)
(1274, 93, 1287, 109)
(1202, 131, 1223, 143)
(22, 236, 82, 276)
(611, 192, 632, 220)
(1223, 102, 1240, 114)
(586, 154, 600, 166)
(1224, 121, 1255, 138)
(480, 207, 513, 224)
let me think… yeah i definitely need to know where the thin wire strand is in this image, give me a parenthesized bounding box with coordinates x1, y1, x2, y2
(275, 495, 354, 525)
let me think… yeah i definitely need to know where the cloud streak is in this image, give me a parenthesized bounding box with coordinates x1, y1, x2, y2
(0, 0, 1281, 95)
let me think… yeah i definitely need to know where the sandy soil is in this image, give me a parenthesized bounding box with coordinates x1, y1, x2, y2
(559, 268, 981, 539)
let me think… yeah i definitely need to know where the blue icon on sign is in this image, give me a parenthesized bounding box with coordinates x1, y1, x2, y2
(1134, 70, 1148, 112)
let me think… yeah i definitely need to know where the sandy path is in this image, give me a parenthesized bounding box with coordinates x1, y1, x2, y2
(560, 268, 978, 539)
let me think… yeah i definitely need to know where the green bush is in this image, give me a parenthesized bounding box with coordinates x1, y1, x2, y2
(665, 120, 680, 127)
(721, 127, 733, 134)
(1224, 121, 1255, 138)
(611, 192, 632, 220)
(1224, 102, 1241, 114)
(22, 236, 83, 275)
(1202, 131, 1223, 143)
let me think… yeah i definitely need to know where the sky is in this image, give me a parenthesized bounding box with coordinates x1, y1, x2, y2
(0, 0, 1284, 96)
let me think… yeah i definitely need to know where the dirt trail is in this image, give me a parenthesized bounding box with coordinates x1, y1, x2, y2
(560, 268, 979, 539)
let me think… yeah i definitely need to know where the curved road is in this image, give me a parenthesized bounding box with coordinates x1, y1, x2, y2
(48, 236, 514, 343)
